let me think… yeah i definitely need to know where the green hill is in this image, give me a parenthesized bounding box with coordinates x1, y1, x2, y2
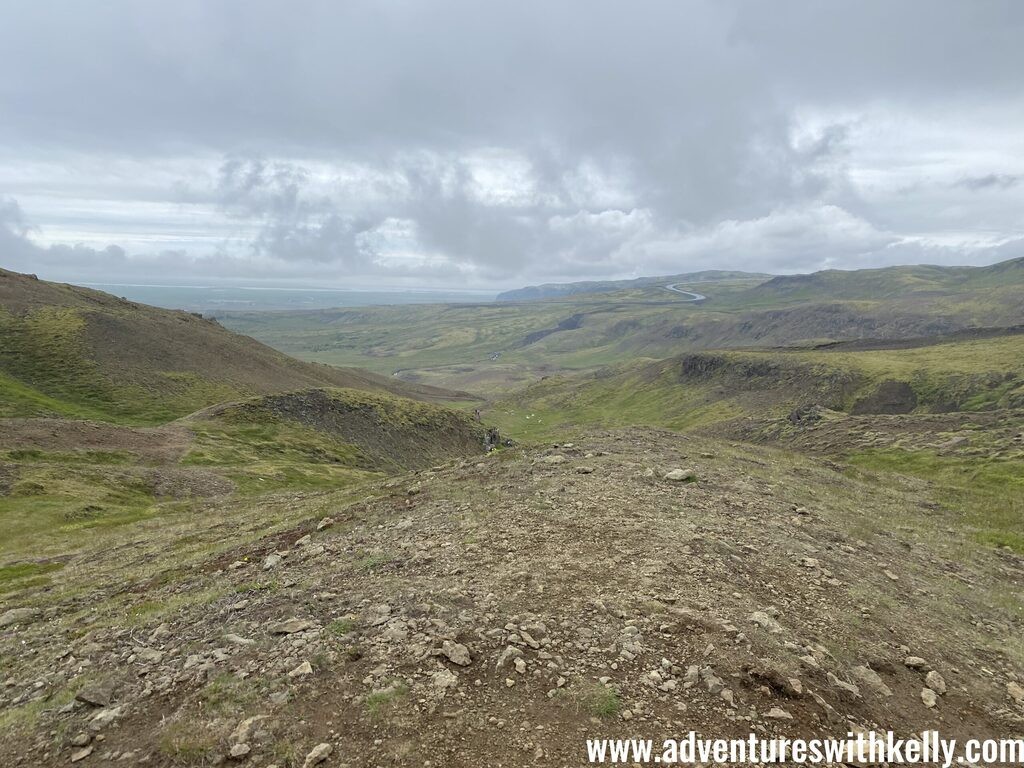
(741, 256, 1024, 304)
(495, 270, 768, 301)
(0, 268, 473, 423)
(490, 329, 1024, 439)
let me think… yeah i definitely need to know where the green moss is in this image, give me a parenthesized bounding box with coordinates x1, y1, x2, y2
(328, 617, 358, 635)
(356, 552, 394, 571)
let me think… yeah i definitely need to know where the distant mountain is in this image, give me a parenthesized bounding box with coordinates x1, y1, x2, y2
(742, 256, 1024, 303)
(0, 267, 473, 423)
(496, 270, 769, 301)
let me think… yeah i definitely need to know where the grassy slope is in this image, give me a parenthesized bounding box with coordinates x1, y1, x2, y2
(0, 269, 471, 424)
(0, 387, 488, 590)
(489, 333, 1024, 440)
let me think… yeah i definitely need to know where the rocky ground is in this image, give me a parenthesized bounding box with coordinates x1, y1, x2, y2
(2, 428, 1024, 766)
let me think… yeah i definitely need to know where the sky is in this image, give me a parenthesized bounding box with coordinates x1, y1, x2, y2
(2, 0, 1024, 289)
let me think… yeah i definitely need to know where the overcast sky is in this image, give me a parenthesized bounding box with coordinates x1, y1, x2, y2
(2, 0, 1023, 289)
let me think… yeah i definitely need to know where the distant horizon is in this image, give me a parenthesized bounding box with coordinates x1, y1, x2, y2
(13, 246, 1023, 297)
(3, 2, 1023, 288)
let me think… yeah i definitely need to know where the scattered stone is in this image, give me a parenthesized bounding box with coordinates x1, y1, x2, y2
(574, 466, 595, 474)
(663, 469, 696, 482)
(89, 706, 124, 731)
(542, 455, 567, 465)
(302, 743, 332, 768)
(70, 745, 94, 762)
(135, 647, 164, 664)
(269, 618, 316, 635)
(1008, 681, 1024, 704)
(223, 633, 256, 646)
(921, 687, 938, 708)
(432, 668, 459, 690)
(294, 534, 312, 547)
(288, 661, 314, 678)
(70, 733, 91, 748)
(263, 553, 282, 571)
(441, 640, 472, 666)
(231, 716, 267, 745)
(826, 672, 860, 698)
(496, 646, 524, 669)
(904, 656, 929, 671)
(0, 607, 36, 628)
(765, 707, 793, 720)
(925, 670, 947, 695)
(75, 684, 113, 708)
(850, 665, 893, 698)
(316, 517, 334, 531)
(230, 743, 251, 759)
(749, 611, 782, 633)
(883, 570, 899, 581)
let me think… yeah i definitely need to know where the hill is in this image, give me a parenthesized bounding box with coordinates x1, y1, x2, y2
(490, 329, 1024, 438)
(0, 268, 473, 423)
(495, 270, 768, 301)
(489, 330, 1024, 556)
(743, 255, 1024, 304)
(185, 388, 491, 475)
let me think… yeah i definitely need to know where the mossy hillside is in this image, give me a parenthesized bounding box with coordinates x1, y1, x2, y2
(0, 269, 472, 424)
(0, 463, 164, 561)
(491, 334, 1024, 443)
(187, 388, 490, 473)
(0, 306, 253, 423)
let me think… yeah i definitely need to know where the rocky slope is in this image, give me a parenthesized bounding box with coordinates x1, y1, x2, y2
(2, 429, 1022, 766)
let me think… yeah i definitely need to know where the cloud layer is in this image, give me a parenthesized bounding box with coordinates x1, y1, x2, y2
(2, 1, 1023, 286)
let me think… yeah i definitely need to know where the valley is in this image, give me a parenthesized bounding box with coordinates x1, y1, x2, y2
(217, 257, 1024, 396)
(2, 262, 1024, 766)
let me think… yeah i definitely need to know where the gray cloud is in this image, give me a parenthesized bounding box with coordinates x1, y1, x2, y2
(954, 173, 1021, 191)
(2, 1, 1023, 286)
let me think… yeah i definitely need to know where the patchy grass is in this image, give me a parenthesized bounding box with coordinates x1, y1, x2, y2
(198, 673, 259, 716)
(576, 683, 622, 718)
(356, 551, 395, 571)
(491, 334, 1024, 444)
(849, 449, 1024, 552)
(0, 465, 161, 558)
(158, 718, 224, 765)
(364, 682, 409, 718)
(0, 677, 89, 738)
(0, 561, 64, 594)
(328, 616, 358, 635)
(1, 448, 135, 465)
